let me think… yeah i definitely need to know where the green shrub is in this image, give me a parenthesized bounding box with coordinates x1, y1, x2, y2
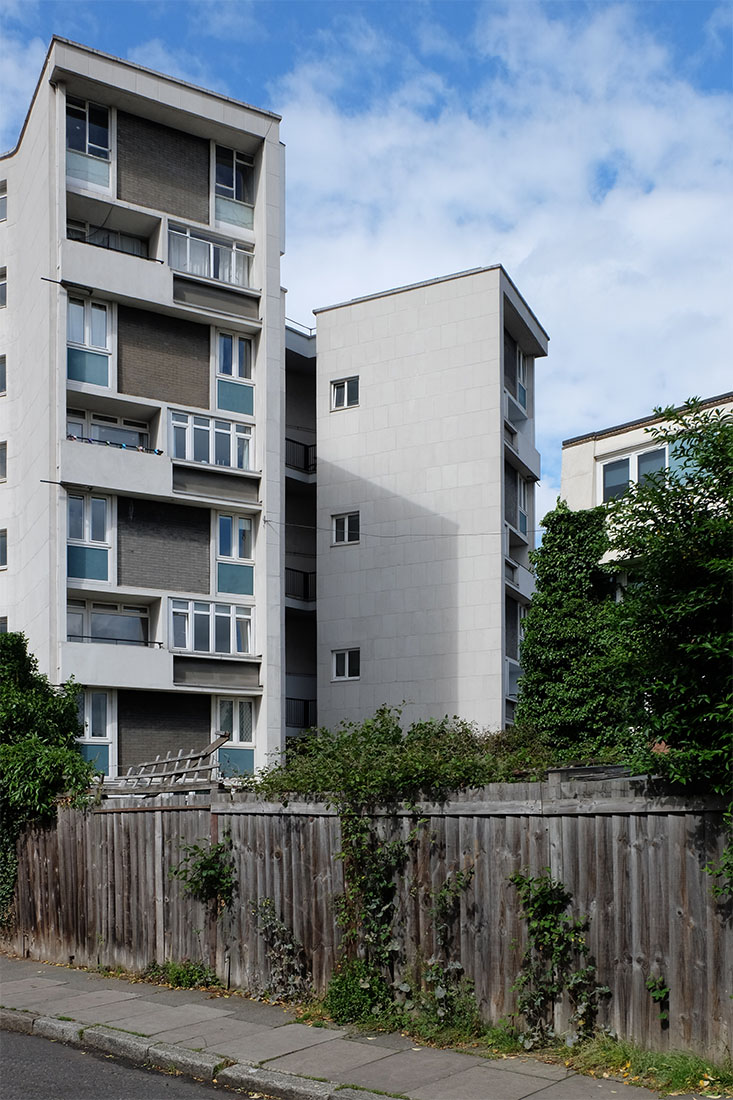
(324, 958, 394, 1024)
(143, 959, 220, 989)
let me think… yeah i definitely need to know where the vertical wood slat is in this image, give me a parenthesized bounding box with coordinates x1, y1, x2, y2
(5, 781, 728, 1058)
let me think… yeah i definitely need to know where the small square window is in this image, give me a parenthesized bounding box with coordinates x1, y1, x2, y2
(333, 648, 360, 680)
(331, 377, 359, 410)
(637, 448, 666, 485)
(333, 512, 360, 544)
(602, 458, 629, 502)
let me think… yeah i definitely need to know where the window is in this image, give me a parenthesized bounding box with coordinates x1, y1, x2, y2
(517, 478, 528, 536)
(0, 529, 6, 569)
(0, 617, 7, 633)
(68, 220, 147, 258)
(67, 493, 111, 581)
(601, 447, 668, 502)
(66, 97, 109, 159)
(0, 181, 6, 221)
(67, 297, 110, 387)
(0, 268, 6, 308)
(66, 97, 111, 189)
(0, 441, 6, 481)
(170, 600, 252, 656)
(168, 224, 252, 288)
(67, 408, 151, 450)
(217, 697, 254, 744)
(331, 377, 359, 410)
(517, 351, 527, 409)
(170, 411, 253, 471)
(332, 512, 360, 544)
(77, 689, 113, 774)
(215, 146, 254, 230)
(217, 331, 254, 416)
(0, 356, 6, 395)
(333, 648, 360, 680)
(68, 601, 149, 646)
(217, 513, 254, 596)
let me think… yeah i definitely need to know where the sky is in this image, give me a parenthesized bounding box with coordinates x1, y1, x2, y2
(1, 0, 731, 511)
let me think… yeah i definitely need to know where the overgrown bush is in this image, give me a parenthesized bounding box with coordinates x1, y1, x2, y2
(324, 958, 395, 1024)
(250, 897, 311, 1001)
(143, 959, 220, 989)
(169, 833, 236, 915)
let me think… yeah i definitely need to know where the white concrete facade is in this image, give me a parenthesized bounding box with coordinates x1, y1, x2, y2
(0, 39, 285, 776)
(312, 268, 548, 732)
(561, 393, 733, 511)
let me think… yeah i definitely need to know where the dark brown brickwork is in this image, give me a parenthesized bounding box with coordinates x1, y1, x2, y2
(117, 305, 210, 407)
(118, 497, 210, 592)
(116, 112, 209, 222)
(117, 690, 210, 770)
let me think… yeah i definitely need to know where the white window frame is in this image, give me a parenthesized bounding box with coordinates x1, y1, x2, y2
(77, 689, 117, 778)
(599, 445, 669, 504)
(170, 599, 254, 657)
(168, 223, 252, 288)
(214, 696, 255, 746)
(65, 96, 115, 196)
(331, 376, 359, 410)
(170, 410, 253, 471)
(332, 648, 360, 681)
(215, 512, 255, 597)
(332, 512, 360, 545)
(67, 408, 153, 450)
(215, 330, 255, 418)
(67, 492, 114, 584)
(67, 297, 114, 390)
(67, 600, 150, 646)
(213, 145, 255, 232)
(66, 96, 110, 160)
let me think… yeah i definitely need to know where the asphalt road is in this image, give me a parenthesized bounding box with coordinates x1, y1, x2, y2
(0, 1031, 247, 1099)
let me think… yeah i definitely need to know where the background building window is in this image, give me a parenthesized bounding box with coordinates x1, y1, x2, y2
(215, 146, 254, 230)
(333, 648, 360, 680)
(0, 529, 6, 569)
(66, 97, 109, 159)
(168, 224, 252, 287)
(170, 599, 252, 656)
(0, 268, 6, 308)
(0, 355, 6, 394)
(0, 441, 6, 481)
(67, 297, 110, 386)
(333, 512, 360, 544)
(170, 411, 252, 470)
(0, 181, 6, 221)
(0, 617, 7, 633)
(77, 689, 113, 774)
(67, 493, 110, 581)
(331, 377, 359, 409)
(217, 513, 254, 596)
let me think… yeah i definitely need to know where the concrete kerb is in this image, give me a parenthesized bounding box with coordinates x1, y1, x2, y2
(215, 1062, 334, 1100)
(0, 1006, 37, 1034)
(147, 1040, 232, 1081)
(33, 1016, 85, 1044)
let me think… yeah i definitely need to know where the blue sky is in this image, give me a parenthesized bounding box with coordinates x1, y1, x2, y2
(2, 0, 731, 507)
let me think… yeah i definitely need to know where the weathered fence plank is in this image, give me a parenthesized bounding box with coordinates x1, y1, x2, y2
(3, 779, 729, 1058)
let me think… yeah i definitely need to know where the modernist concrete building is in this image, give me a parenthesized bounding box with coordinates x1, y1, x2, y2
(561, 392, 733, 511)
(1, 40, 549, 777)
(0, 38, 285, 776)
(291, 267, 548, 733)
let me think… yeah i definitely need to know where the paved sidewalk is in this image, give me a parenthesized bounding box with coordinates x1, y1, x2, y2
(0, 954, 694, 1100)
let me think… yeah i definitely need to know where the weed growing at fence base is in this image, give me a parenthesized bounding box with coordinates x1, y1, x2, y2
(142, 960, 220, 989)
(563, 1033, 733, 1098)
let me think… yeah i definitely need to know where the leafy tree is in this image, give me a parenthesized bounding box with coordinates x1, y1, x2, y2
(514, 501, 636, 758)
(606, 399, 733, 792)
(0, 633, 96, 921)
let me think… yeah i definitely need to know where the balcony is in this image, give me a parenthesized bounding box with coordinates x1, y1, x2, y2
(285, 568, 316, 602)
(286, 698, 317, 730)
(285, 437, 316, 474)
(168, 224, 252, 289)
(60, 639, 171, 690)
(60, 438, 171, 499)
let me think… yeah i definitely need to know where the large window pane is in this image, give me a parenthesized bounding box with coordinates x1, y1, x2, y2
(169, 232, 187, 271)
(87, 104, 109, 157)
(172, 609, 188, 648)
(68, 495, 84, 540)
(219, 699, 234, 737)
(90, 498, 107, 542)
(216, 147, 233, 193)
(193, 421, 210, 462)
(238, 518, 252, 559)
(68, 299, 85, 345)
(219, 515, 232, 557)
(67, 609, 84, 640)
(235, 612, 250, 653)
(90, 304, 107, 348)
(214, 426, 230, 466)
(193, 606, 210, 651)
(190, 237, 210, 277)
(90, 692, 107, 736)
(66, 105, 86, 152)
(638, 448, 666, 485)
(214, 611, 230, 653)
(238, 700, 253, 742)
(218, 333, 233, 375)
(603, 458, 629, 502)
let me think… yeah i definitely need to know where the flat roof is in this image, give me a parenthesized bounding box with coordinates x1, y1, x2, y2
(2, 35, 280, 159)
(562, 392, 733, 448)
(315, 264, 549, 344)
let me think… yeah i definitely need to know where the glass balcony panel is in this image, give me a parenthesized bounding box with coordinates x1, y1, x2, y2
(215, 195, 254, 230)
(67, 348, 109, 386)
(217, 378, 253, 416)
(217, 562, 254, 596)
(218, 746, 254, 777)
(66, 150, 110, 187)
(67, 545, 108, 581)
(78, 742, 109, 771)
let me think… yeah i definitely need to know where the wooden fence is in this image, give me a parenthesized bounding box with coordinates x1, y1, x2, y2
(3, 778, 730, 1058)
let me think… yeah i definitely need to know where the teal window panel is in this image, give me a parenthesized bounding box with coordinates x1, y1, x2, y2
(219, 746, 254, 777)
(217, 379, 253, 416)
(217, 562, 254, 596)
(67, 544, 108, 581)
(66, 150, 110, 188)
(78, 742, 109, 773)
(215, 195, 254, 230)
(67, 347, 109, 386)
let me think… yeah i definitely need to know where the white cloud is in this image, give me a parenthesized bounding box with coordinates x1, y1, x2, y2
(276, 2, 733, 477)
(184, 0, 265, 42)
(0, 32, 47, 153)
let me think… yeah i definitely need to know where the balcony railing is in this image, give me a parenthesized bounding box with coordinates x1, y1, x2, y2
(66, 434, 163, 455)
(286, 697, 317, 729)
(68, 634, 163, 647)
(285, 568, 316, 602)
(285, 437, 316, 473)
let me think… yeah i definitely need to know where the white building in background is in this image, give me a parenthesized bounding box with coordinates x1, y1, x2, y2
(561, 393, 733, 510)
(0, 38, 285, 776)
(0, 40, 549, 778)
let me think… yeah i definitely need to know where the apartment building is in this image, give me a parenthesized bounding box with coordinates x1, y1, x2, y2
(0, 38, 285, 777)
(308, 267, 548, 731)
(561, 392, 733, 510)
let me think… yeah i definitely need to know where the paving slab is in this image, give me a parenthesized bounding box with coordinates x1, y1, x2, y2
(1, 983, 86, 1009)
(62, 996, 162, 1023)
(0, 977, 65, 995)
(346, 1030, 416, 1051)
(520, 1076, 655, 1098)
(213, 1022, 346, 1062)
(267, 1037, 396, 1078)
(43, 989, 141, 1016)
(101, 1003, 233, 1036)
(487, 1055, 570, 1079)
(409, 1062, 552, 1100)
(147, 1016, 271, 1048)
(332, 1047, 479, 1092)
